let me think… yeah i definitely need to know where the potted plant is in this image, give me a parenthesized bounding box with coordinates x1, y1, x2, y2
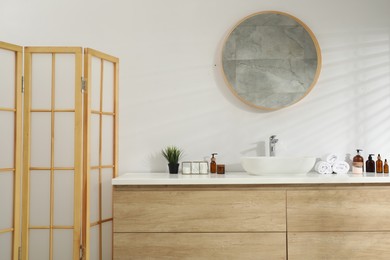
(162, 146, 183, 174)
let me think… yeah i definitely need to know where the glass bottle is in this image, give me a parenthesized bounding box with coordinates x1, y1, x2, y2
(384, 159, 389, 174)
(210, 153, 217, 173)
(352, 149, 364, 174)
(376, 154, 383, 173)
(366, 154, 375, 173)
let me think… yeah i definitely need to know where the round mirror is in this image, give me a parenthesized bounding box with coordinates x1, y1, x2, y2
(221, 11, 321, 110)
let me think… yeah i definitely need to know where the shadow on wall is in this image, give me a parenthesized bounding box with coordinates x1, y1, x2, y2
(213, 28, 390, 160)
(148, 152, 168, 172)
(296, 28, 390, 156)
(240, 141, 266, 157)
(128, 27, 390, 173)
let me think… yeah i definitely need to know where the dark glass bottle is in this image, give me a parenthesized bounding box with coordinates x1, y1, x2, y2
(384, 159, 389, 174)
(376, 154, 383, 173)
(366, 154, 375, 173)
(210, 153, 217, 173)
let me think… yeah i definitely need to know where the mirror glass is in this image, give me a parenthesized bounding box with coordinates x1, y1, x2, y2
(222, 11, 321, 110)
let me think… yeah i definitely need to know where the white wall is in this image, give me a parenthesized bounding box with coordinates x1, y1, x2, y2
(1, 0, 390, 173)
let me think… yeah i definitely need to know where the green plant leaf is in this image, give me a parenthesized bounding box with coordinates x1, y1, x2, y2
(162, 146, 183, 164)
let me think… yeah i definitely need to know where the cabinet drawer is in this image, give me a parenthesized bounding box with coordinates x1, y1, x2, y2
(287, 189, 390, 231)
(114, 233, 286, 260)
(288, 232, 390, 260)
(114, 190, 286, 232)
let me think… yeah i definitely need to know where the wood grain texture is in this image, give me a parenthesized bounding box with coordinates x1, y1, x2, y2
(13, 44, 23, 260)
(114, 233, 286, 260)
(114, 190, 286, 232)
(287, 189, 390, 231)
(288, 232, 390, 260)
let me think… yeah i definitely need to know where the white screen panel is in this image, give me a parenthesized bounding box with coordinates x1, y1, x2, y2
(102, 221, 112, 260)
(55, 54, 75, 109)
(0, 172, 13, 230)
(101, 115, 113, 166)
(30, 171, 50, 226)
(53, 229, 73, 260)
(102, 60, 114, 112)
(90, 225, 100, 260)
(29, 229, 49, 260)
(90, 170, 100, 223)
(0, 48, 16, 108)
(54, 171, 74, 226)
(54, 112, 74, 167)
(101, 169, 112, 220)
(31, 54, 52, 109)
(91, 57, 101, 111)
(30, 112, 51, 167)
(0, 111, 14, 168)
(0, 232, 12, 260)
(90, 114, 100, 167)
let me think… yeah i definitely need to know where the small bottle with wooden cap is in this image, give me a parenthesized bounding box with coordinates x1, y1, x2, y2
(376, 154, 383, 173)
(384, 159, 389, 174)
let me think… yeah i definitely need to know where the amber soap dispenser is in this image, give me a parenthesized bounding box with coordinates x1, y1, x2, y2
(210, 153, 217, 173)
(352, 149, 364, 174)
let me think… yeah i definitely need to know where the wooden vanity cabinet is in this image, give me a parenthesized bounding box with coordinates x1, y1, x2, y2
(287, 188, 390, 259)
(113, 185, 390, 259)
(113, 187, 287, 259)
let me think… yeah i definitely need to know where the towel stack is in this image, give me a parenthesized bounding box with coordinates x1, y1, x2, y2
(315, 154, 350, 175)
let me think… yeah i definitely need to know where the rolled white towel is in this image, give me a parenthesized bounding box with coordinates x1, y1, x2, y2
(323, 154, 340, 166)
(315, 161, 333, 174)
(332, 160, 350, 175)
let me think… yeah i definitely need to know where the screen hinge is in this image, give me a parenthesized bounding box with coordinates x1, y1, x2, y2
(80, 245, 84, 260)
(21, 76, 24, 93)
(18, 247, 21, 260)
(81, 77, 86, 93)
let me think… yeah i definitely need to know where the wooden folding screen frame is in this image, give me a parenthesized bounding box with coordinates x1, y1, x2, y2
(1, 42, 118, 260)
(83, 48, 119, 260)
(0, 41, 23, 260)
(22, 47, 83, 260)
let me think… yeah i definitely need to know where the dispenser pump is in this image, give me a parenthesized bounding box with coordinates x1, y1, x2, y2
(210, 153, 218, 173)
(352, 149, 364, 174)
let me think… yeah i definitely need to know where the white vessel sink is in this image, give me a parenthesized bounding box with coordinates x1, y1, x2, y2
(241, 156, 316, 176)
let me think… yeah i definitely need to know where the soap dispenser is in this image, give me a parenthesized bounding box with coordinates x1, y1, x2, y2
(210, 153, 217, 173)
(352, 149, 364, 174)
(366, 154, 375, 173)
(376, 154, 383, 173)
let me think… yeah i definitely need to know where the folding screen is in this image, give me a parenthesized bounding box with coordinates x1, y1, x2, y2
(83, 48, 119, 260)
(0, 41, 118, 260)
(0, 42, 23, 260)
(22, 47, 83, 260)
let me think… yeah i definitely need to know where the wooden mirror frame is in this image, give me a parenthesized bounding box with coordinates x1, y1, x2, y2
(221, 11, 322, 111)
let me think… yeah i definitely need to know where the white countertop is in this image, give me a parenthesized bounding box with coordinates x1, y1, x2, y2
(112, 172, 390, 185)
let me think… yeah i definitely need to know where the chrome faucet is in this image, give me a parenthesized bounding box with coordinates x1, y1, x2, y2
(269, 135, 278, 157)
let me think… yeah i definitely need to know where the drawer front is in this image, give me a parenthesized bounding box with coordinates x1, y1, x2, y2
(287, 189, 390, 231)
(288, 232, 390, 260)
(114, 190, 286, 232)
(114, 233, 286, 260)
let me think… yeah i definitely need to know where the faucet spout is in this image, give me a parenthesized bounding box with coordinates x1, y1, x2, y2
(269, 135, 278, 157)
